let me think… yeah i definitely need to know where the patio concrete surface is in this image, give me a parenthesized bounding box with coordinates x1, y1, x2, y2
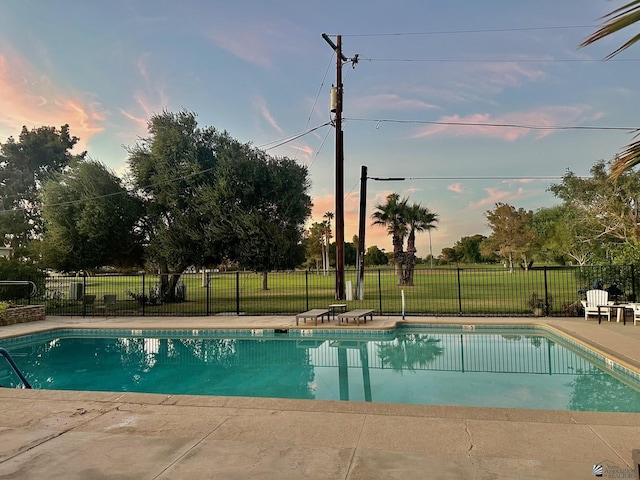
(0, 314, 639, 479)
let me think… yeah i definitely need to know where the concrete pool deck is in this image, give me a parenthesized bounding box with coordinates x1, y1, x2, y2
(1, 315, 640, 479)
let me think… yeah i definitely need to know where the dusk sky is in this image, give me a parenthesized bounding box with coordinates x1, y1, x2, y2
(1, 1, 638, 258)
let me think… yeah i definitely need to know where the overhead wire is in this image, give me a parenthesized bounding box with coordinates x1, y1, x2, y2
(345, 117, 639, 133)
(360, 57, 640, 63)
(295, 51, 334, 168)
(338, 25, 599, 37)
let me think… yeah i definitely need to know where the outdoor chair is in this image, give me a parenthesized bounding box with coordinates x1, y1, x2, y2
(96, 294, 116, 315)
(627, 304, 640, 326)
(581, 289, 611, 321)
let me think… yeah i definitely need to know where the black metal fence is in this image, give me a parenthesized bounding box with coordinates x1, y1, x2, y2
(1, 264, 637, 317)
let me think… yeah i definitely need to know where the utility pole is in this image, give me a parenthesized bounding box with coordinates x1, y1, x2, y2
(322, 33, 350, 300)
(355, 165, 367, 300)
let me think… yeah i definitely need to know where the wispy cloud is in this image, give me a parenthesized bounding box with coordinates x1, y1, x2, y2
(119, 55, 169, 137)
(412, 105, 598, 141)
(208, 19, 299, 68)
(476, 60, 546, 90)
(468, 184, 542, 210)
(0, 51, 106, 151)
(351, 93, 440, 114)
(448, 183, 464, 193)
(253, 95, 285, 135)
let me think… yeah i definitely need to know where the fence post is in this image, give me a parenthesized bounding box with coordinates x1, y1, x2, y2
(632, 264, 637, 302)
(305, 270, 309, 311)
(378, 269, 382, 314)
(457, 267, 463, 315)
(82, 275, 87, 317)
(142, 273, 146, 317)
(544, 266, 549, 316)
(235, 271, 240, 315)
(206, 271, 210, 316)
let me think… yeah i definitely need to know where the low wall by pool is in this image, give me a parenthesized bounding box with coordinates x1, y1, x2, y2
(0, 305, 45, 326)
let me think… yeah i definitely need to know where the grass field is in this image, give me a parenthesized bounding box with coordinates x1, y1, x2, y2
(28, 264, 631, 317)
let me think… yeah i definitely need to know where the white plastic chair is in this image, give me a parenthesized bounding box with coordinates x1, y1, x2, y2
(627, 304, 640, 326)
(581, 289, 611, 321)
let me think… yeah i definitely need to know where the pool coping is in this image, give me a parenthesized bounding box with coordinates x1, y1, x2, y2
(2, 315, 640, 477)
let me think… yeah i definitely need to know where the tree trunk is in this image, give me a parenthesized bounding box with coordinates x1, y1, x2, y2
(157, 262, 183, 302)
(393, 234, 405, 286)
(262, 271, 269, 290)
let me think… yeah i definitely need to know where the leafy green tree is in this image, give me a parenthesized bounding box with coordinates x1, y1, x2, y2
(482, 203, 537, 272)
(127, 110, 216, 300)
(580, 1, 640, 177)
(40, 159, 143, 272)
(128, 110, 311, 297)
(533, 205, 593, 266)
(364, 245, 388, 266)
(450, 234, 488, 264)
(548, 160, 640, 263)
(0, 257, 44, 302)
(440, 246, 463, 265)
(304, 222, 326, 271)
(203, 150, 311, 289)
(0, 125, 83, 257)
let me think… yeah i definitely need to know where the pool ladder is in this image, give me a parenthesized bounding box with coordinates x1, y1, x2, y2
(0, 347, 32, 389)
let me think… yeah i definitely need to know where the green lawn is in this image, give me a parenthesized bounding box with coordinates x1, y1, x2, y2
(34, 265, 613, 317)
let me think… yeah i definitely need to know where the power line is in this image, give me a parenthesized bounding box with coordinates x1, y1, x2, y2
(370, 175, 569, 181)
(256, 122, 332, 151)
(346, 117, 639, 133)
(360, 57, 640, 63)
(338, 25, 597, 37)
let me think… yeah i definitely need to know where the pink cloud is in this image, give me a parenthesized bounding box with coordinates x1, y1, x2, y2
(208, 19, 299, 68)
(351, 93, 440, 114)
(448, 183, 463, 193)
(412, 105, 598, 142)
(468, 184, 546, 210)
(119, 56, 170, 140)
(289, 144, 313, 162)
(477, 61, 545, 89)
(253, 96, 284, 135)
(0, 52, 106, 151)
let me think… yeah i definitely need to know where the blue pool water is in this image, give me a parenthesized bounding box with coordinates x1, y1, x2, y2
(2, 326, 640, 412)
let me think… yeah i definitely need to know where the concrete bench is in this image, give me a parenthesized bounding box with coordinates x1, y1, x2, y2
(338, 309, 374, 326)
(295, 309, 330, 326)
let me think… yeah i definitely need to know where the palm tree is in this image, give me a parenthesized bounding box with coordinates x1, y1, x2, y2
(580, 1, 640, 177)
(372, 193, 408, 285)
(403, 203, 438, 286)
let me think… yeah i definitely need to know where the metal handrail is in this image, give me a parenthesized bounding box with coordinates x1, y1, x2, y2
(0, 347, 32, 388)
(0, 281, 37, 297)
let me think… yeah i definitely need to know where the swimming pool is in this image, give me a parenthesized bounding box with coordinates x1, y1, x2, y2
(2, 325, 640, 412)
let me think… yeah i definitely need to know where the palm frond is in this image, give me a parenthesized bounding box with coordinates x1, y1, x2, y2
(580, 0, 640, 59)
(610, 138, 640, 178)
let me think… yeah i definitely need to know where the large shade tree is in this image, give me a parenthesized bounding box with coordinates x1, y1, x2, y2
(127, 110, 311, 299)
(200, 147, 311, 290)
(580, 1, 640, 177)
(0, 125, 83, 256)
(40, 159, 143, 272)
(548, 160, 640, 263)
(482, 203, 537, 273)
